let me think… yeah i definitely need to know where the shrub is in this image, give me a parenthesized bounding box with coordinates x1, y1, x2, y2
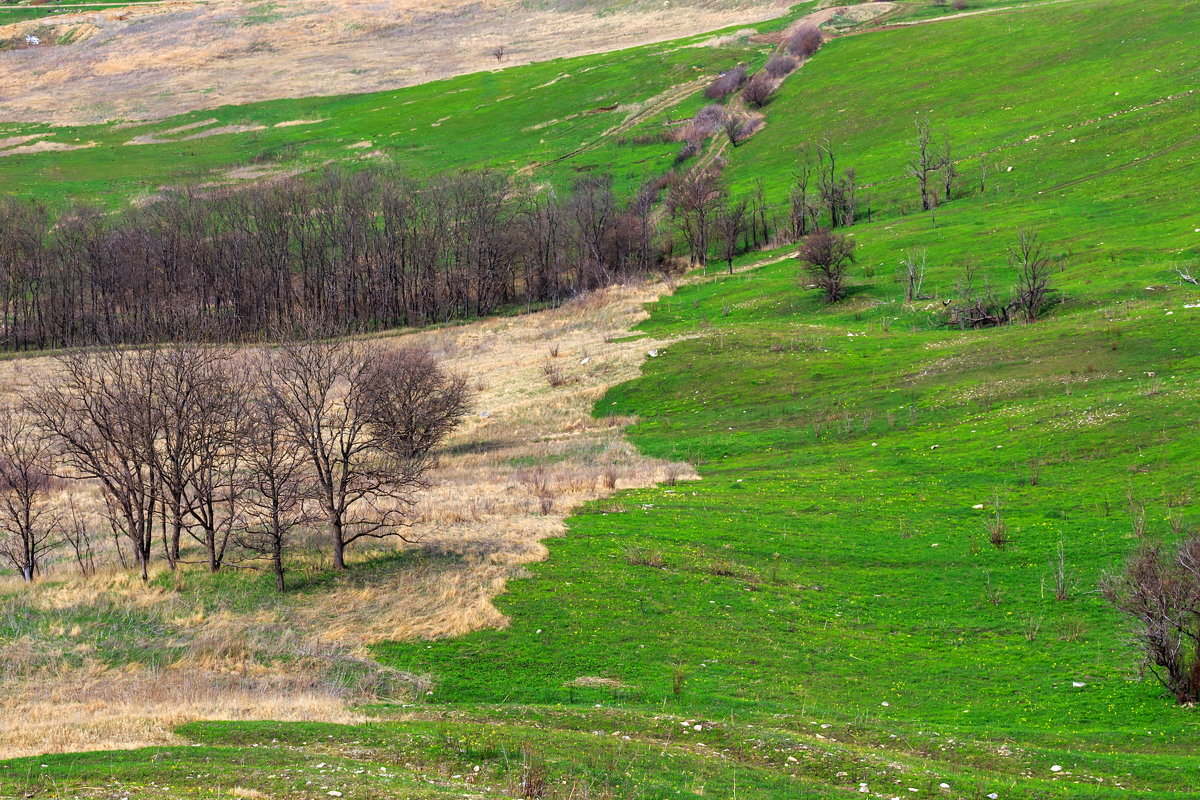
(796, 229, 855, 302)
(675, 139, 701, 164)
(788, 25, 823, 58)
(692, 103, 727, 135)
(742, 73, 775, 108)
(764, 54, 797, 78)
(704, 65, 747, 99)
(952, 0, 968, 7)
(1103, 532, 1200, 704)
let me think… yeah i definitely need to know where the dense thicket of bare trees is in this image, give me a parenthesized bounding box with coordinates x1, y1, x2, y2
(0, 169, 659, 351)
(12, 337, 469, 585)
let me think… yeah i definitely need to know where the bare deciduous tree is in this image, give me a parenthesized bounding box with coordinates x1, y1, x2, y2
(262, 337, 467, 570)
(669, 169, 725, 272)
(717, 197, 751, 274)
(491, 45, 506, 62)
(27, 347, 161, 580)
(1103, 533, 1200, 704)
(1010, 231, 1055, 323)
(789, 147, 817, 241)
(816, 144, 857, 228)
(237, 391, 312, 591)
(358, 346, 471, 462)
(797, 229, 856, 303)
(901, 248, 927, 302)
(939, 137, 958, 201)
(62, 497, 97, 577)
(0, 410, 61, 581)
(178, 351, 250, 573)
(906, 116, 937, 212)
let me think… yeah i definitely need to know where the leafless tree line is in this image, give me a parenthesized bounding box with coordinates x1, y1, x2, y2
(667, 169, 773, 274)
(0, 336, 469, 589)
(0, 169, 664, 351)
(790, 143, 860, 238)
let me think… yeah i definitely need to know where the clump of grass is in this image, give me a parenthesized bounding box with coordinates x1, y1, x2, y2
(1129, 502, 1147, 538)
(984, 503, 1009, 549)
(625, 546, 666, 568)
(983, 570, 1003, 606)
(518, 742, 550, 799)
(1057, 616, 1087, 643)
(543, 362, 569, 387)
(1050, 539, 1069, 601)
(602, 465, 618, 490)
(672, 662, 686, 696)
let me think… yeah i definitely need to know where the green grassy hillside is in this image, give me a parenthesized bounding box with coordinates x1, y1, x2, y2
(3, 0, 1200, 797)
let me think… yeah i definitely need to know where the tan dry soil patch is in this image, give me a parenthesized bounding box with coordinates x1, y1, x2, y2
(0, 0, 795, 124)
(0, 278, 694, 758)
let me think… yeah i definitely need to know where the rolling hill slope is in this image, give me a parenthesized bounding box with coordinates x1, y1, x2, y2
(3, 0, 1200, 797)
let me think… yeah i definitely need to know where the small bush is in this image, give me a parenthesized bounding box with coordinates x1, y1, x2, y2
(675, 139, 701, 164)
(626, 546, 667, 568)
(788, 25, 823, 58)
(1103, 532, 1200, 704)
(543, 362, 568, 387)
(692, 103, 727, 135)
(742, 73, 775, 108)
(796, 229, 856, 303)
(952, 0, 968, 8)
(764, 54, 797, 78)
(518, 743, 549, 798)
(704, 65, 747, 99)
(672, 663, 686, 696)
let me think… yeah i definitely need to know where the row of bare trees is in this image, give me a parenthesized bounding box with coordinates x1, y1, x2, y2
(0, 336, 469, 589)
(0, 169, 663, 351)
(790, 144, 860, 238)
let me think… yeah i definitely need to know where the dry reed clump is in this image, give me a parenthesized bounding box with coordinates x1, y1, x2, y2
(0, 0, 795, 124)
(0, 279, 694, 757)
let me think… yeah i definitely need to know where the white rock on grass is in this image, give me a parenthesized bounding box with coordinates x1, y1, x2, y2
(1051, 765, 1063, 772)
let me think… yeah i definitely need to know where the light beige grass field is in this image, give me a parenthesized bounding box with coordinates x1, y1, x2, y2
(0, 0, 794, 123)
(0, 278, 696, 759)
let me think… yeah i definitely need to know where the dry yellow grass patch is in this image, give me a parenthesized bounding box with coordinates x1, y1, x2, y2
(0, 139, 96, 157)
(0, 277, 693, 758)
(0, 662, 363, 758)
(0, 0, 794, 123)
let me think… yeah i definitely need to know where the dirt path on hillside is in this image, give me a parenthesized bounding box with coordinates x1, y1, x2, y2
(848, 0, 1084, 35)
